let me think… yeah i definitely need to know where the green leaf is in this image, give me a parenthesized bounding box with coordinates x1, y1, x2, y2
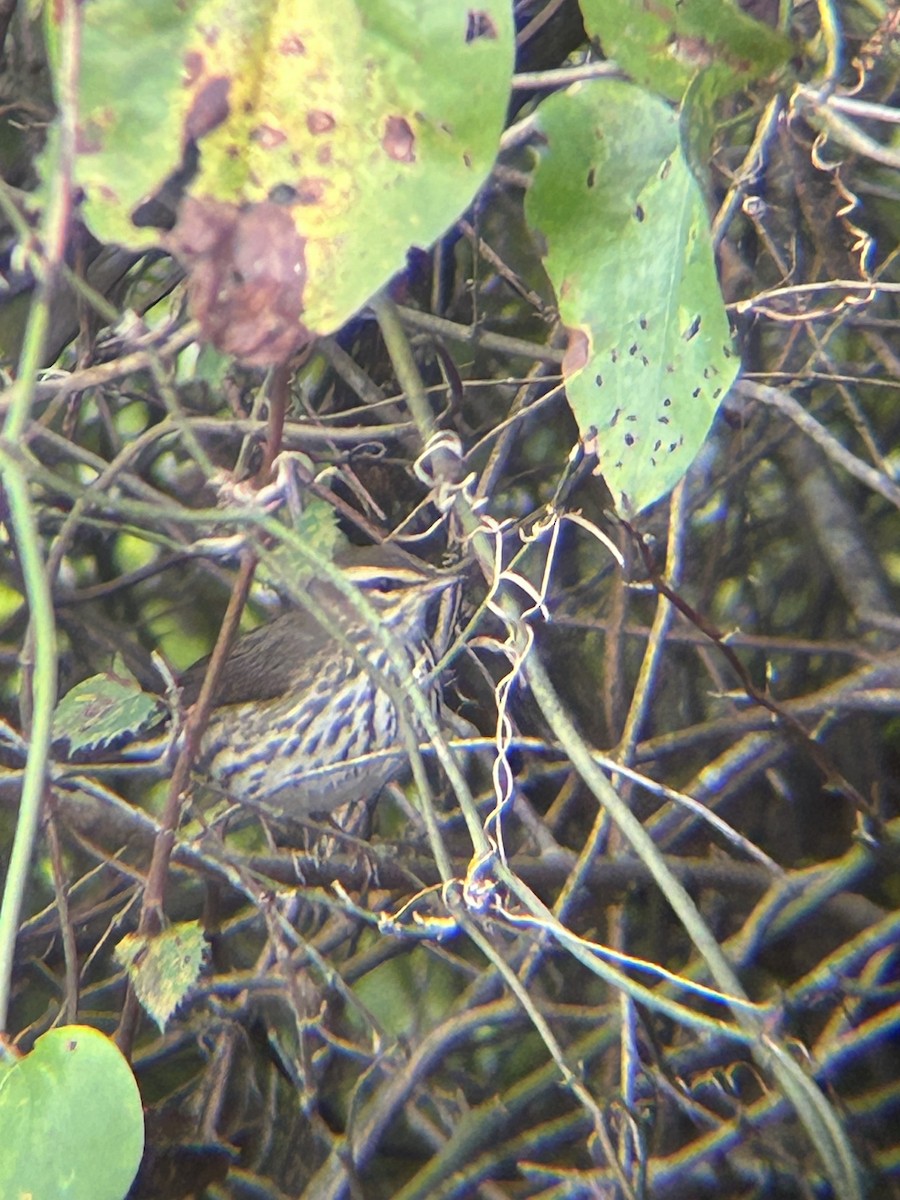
(0, 1026, 144, 1200)
(115, 922, 207, 1032)
(46, 0, 514, 360)
(579, 0, 792, 103)
(525, 80, 740, 516)
(43, 2, 198, 249)
(53, 667, 166, 755)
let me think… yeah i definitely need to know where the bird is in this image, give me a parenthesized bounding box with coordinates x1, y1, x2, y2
(175, 545, 461, 814)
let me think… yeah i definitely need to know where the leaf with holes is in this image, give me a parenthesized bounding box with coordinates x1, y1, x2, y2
(44, 0, 514, 364)
(525, 80, 740, 516)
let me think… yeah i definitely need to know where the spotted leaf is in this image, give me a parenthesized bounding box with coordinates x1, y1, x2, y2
(525, 80, 740, 516)
(44, 0, 514, 363)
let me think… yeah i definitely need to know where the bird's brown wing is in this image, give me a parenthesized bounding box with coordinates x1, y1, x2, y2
(178, 611, 336, 707)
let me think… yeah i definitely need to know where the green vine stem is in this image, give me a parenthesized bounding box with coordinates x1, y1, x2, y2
(0, 0, 80, 1033)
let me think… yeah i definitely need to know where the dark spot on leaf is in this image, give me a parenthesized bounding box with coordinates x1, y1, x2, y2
(611, 348, 619, 363)
(587, 167, 596, 188)
(626, 413, 638, 422)
(624, 433, 635, 446)
(665, 363, 674, 373)
(76, 122, 104, 154)
(463, 151, 472, 168)
(615, 461, 623, 470)
(563, 328, 590, 376)
(650, 457, 656, 467)
(723, 345, 733, 357)
(242, 100, 253, 115)
(683, 314, 701, 341)
(639, 315, 648, 330)
(669, 442, 678, 452)
(183, 51, 204, 86)
(660, 158, 672, 180)
(692, 387, 701, 398)
(663, 397, 671, 406)
(250, 124, 287, 149)
(383, 116, 416, 162)
(703, 366, 711, 379)
(713, 387, 722, 399)
(658, 415, 669, 424)
(268, 184, 298, 204)
(167, 197, 312, 367)
(295, 177, 327, 205)
(634, 204, 645, 222)
(654, 439, 662, 451)
(185, 75, 230, 140)
(279, 33, 306, 55)
(610, 407, 620, 426)
(307, 110, 336, 135)
(595, 373, 603, 387)
(673, 34, 716, 68)
(316, 145, 332, 165)
(641, 355, 649, 367)
(629, 343, 638, 356)
(466, 10, 498, 40)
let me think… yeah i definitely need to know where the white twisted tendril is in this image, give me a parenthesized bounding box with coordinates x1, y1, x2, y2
(413, 431, 484, 515)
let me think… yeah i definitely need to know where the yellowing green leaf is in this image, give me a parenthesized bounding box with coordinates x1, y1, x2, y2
(47, 0, 514, 362)
(116, 922, 207, 1032)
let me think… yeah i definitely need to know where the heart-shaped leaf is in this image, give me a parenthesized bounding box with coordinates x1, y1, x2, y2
(0, 1026, 144, 1200)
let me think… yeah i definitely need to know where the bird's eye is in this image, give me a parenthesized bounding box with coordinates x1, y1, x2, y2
(368, 576, 392, 592)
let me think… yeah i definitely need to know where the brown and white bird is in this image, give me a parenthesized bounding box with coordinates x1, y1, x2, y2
(176, 545, 461, 813)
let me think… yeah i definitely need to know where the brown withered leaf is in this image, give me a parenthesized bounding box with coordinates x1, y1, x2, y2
(167, 197, 313, 366)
